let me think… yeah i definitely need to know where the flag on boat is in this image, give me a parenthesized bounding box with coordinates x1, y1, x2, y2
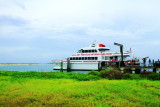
(99, 44, 106, 47)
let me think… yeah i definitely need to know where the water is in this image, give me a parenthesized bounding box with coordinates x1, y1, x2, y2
(0, 64, 55, 72)
(0, 64, 156, 73)
(0, 64, 89, 73)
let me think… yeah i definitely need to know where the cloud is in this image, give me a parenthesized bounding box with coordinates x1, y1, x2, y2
(0, 0, 160, 62)
(0, 46, 32, 54)
(0, 16, 27, 26)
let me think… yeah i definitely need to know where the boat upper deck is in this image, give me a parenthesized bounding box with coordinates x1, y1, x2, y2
(71, 43, 130, 57)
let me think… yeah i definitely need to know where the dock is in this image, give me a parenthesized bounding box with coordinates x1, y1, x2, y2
(101, 60, 160, 74)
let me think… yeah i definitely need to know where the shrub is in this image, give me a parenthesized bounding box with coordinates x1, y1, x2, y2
(100, 68, 122, 79)
(140, 72, 152, 78)
(122, 73, 131, 79)
(122, 73, 142, 80)
(69, 73, 100, 81)
(129, 74, 141, 80)
(88, 71, 100, 76)
(147, 73, 160, 80)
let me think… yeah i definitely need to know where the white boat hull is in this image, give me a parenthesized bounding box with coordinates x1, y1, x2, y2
(53, 62, 99, 71)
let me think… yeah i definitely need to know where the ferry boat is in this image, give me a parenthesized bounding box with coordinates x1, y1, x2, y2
(53, 43, 130, 71)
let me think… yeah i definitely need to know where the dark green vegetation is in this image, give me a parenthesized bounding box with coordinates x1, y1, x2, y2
(0, 70, 100, 81)
(0, 67, 160, 81)
(99, 68, 160, 80)
(0, 69, 160, 107)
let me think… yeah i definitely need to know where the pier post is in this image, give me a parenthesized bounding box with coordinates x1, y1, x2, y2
(120, 67, 125, 73)
(60, 61, 63, 72)
(98, 61, 102, 71)
(156, 68, 160, 73)
(67, 58, 71, 72)
(152, 60, 155, 67)
(143, 68, 148, 73)
(153, 67, 157, 73)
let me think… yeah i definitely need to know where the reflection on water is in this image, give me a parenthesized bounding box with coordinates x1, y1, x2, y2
(0, 64, 89, 73)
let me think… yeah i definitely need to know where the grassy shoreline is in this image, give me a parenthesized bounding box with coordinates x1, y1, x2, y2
(0, 70, 160, 106)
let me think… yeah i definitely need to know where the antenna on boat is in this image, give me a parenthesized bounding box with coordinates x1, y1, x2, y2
(91, 40, 96, 47)
(92, 40, 96, 44)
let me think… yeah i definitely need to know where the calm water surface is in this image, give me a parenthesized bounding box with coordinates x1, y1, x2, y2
(0, 64, 89, 73)
(0, 64, 154, 73)
(0, 64, 54, 72)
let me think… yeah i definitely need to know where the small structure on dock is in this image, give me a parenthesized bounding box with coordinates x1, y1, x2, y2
(103, 59, 160, 74)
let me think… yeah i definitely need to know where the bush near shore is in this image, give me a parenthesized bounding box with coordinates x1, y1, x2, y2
(0, 68, 160, 81)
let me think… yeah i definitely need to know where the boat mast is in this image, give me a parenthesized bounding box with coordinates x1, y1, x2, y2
(114, 42, 125, 67)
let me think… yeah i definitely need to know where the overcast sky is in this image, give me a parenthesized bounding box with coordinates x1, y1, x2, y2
(0, 0, 160, 63)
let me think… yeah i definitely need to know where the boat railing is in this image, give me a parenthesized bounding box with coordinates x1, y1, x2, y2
(52, 60, 62, 64)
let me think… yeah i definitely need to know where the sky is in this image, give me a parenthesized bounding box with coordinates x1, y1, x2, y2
(0, 0, 160, 63)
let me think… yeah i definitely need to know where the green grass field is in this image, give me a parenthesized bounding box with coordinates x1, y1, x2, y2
(0, 71, 160, 107)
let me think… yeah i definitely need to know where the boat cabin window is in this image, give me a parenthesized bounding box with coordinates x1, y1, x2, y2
(95, 57, 98, 60)
(79, 49, 97, 53)
(86, 50, 89, 53)
(82, 57, 84, 60)
(92, 50, 97, 52)
(69, 57, 98, 60)
(88, 57, 91, 60)
(110, 57, 113, 60)
(99, 49, 109, 53)
(79, 57, 82, 60)
(105, 56, 109, 60)
(78, 50, 82, 53)
(93, 50, 97, 52)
